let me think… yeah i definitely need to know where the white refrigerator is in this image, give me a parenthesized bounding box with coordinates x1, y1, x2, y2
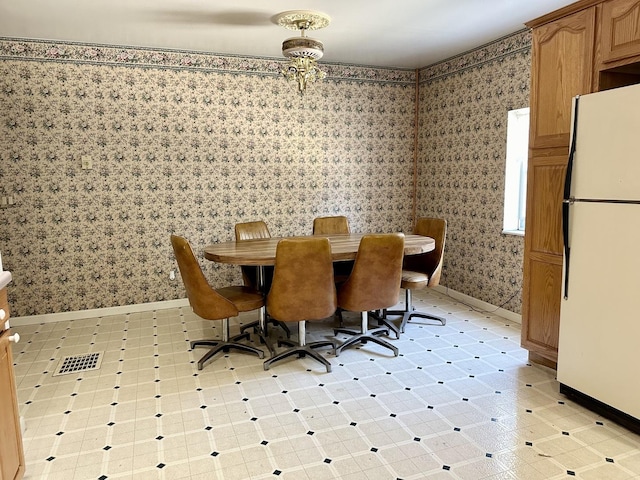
(558, 82, 640, 431)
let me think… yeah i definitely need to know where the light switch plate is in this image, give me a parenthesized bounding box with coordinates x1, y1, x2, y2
(81, 155, 93, 170)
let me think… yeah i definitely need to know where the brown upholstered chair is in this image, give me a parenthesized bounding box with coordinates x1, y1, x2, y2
(387, 217, 447, 335)
(235, 220, 272, 290)
(313, 216, 350, 235)
(234, 221, 289, 338)
(313, 215, 353, 301)
(171, 235, 264, 370)
(334, 233, 404, 357)
(263, 237, 338, 373)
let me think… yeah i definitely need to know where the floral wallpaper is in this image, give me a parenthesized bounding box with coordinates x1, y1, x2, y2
(0, 31, 531, 318)
(416, 30, 531, 313)
(0, 39, 417, 316)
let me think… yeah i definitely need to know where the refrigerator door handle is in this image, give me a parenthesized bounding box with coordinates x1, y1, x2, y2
(563, 96, 580, 300)
(562, 201, 571, 299)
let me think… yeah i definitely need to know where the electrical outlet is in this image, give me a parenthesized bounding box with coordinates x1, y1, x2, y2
(81, 155, 93, 170)
(169, 270, 176, 281)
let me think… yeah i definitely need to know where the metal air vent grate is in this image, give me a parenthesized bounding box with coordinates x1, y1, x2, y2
(53, 351, 104, 376)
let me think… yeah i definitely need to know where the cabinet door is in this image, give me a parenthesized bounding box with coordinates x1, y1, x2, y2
(0, 289, 25, 480)
(521, 153, 567, 362)
(601, 0, 640, 63)
(529, 7, 596, 149)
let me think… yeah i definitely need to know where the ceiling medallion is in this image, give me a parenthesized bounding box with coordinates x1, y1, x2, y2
(275, 10, 331, 94)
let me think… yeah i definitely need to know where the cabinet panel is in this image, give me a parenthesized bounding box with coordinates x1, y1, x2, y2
(601, 0, 640, 63)
(0, 286, 24, 480)
(521, 255, 563, 361)
(0, 332, 25, 480)
(525, 159, 567, 256)
(529, 7, 596, 149)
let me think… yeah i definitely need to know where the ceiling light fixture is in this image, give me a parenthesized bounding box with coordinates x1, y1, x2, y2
(275, 10, 331, 94)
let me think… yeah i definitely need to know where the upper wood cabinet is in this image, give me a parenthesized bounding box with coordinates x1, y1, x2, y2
(601, 0, 640, 63)
(528, 7, 597, 149)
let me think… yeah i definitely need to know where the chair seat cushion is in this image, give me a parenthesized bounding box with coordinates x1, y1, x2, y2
(400, 270, 429, 290)
(217, 286, 265, 312)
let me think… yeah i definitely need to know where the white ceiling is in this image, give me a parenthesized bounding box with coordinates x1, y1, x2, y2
(0, 0, 577, 69)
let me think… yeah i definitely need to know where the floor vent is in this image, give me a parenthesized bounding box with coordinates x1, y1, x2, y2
(53, 351, 104, 376)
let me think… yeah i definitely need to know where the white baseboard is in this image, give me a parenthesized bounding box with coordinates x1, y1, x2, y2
(10, 289, 521, 327)
(10, 298, 190, 327)
(432, 285, 522, 324)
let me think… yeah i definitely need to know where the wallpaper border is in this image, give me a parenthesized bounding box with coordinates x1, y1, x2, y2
(419, 29, 531, 82)
(0, 37, 416, 85)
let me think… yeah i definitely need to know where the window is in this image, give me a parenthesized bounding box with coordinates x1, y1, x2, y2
(503, 107, 529, 235)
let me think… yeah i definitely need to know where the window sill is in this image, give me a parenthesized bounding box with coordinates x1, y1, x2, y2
(502, 229, 525, 237)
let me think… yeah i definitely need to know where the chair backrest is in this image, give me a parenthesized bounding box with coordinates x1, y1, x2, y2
(235, 221, 271, 240)
(337, 233, 405, 312)
(313, 216, 350, 235)
(403, 217, 447, 287)
(267, 238, 337, 322)
(171, 235, 238, 320)
(235, 221, 271, 288)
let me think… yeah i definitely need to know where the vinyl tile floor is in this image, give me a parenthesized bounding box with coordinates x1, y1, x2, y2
(11, 289, 640, 479)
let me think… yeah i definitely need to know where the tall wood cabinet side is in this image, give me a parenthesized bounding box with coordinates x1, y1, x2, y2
(0, 287, 25, 480)
(521, 5, 597, 364)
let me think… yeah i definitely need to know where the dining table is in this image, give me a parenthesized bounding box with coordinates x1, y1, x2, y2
(204, 233, 434, 265)
(203, 233, 435, 354)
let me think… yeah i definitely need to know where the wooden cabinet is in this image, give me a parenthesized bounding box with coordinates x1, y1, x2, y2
(528, 7, 597, 149)
(522, 0, 640, 366)
(0, 288, 25, 480)
(601, 0, 640, 63)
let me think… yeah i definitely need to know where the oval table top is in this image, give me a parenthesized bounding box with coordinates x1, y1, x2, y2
(204, 233, 435, 266)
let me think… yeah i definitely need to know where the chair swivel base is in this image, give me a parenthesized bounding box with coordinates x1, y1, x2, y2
(334, 328, 399, 357)
(240, 317, 291, 338)
(263, 339, 336, 373)
(399, 310, 446, 334)
(190, 332, 264, 370)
